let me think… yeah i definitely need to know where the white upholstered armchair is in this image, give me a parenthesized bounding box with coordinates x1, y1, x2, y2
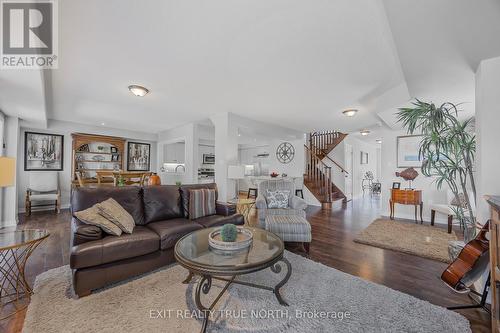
(255, 179, 308, 228)
(25, 171, 61, 215)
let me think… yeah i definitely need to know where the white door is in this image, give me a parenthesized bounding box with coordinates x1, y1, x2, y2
(345, 144, 353, 201)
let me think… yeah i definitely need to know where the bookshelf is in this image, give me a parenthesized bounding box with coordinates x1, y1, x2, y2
(71, 133, 126, 183)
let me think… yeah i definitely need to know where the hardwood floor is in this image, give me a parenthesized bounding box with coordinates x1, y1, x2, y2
(1, 196, 491, 332)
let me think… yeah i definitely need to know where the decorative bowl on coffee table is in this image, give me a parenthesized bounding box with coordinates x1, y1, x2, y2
(208, 226, 253, 251)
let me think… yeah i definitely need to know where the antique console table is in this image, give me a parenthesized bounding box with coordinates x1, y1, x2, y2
(175, 227, 291, 333)
(389, 189, 423, 223)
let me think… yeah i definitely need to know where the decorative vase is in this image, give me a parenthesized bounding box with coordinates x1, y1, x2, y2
(149, 173, 161, 185)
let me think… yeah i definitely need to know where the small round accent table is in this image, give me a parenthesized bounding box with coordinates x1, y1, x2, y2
(0, 229, 49, 320)
(227, 198, 255, 225)
(175, 227, 291, 333)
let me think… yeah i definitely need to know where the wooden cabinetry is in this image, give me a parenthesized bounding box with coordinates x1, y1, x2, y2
(487, 195, 500, 333)
(71, 133, 125, 184)
(389, 189, 423, 223)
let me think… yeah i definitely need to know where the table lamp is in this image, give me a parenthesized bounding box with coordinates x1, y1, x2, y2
(227, 165, 245, 200)
(0, 157, 16, 187)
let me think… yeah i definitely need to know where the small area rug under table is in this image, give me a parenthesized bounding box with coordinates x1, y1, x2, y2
(354, 218, 458, 263)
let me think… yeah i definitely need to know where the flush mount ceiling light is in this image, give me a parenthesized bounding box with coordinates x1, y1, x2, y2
(360, 129, 370, 136)
(128, 84, 149, 97)
(342, 109, 358, 117)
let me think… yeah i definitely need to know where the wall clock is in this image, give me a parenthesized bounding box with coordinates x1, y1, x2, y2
(276, 142, 295, 164)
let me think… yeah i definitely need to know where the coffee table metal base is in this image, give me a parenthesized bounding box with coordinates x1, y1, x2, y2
(182, 257, 292, 333)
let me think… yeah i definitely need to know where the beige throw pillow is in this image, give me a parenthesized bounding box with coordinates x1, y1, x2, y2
(97, 198, 135, 234)
(75, 206, 122, 236)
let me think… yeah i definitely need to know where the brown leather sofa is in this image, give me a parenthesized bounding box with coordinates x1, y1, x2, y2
(70, 183, 243, 297)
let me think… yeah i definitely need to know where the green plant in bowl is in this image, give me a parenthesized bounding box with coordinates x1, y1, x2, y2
(220, 224, 237, 242)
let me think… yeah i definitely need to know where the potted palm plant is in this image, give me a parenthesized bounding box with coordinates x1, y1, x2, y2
(397, 100, 477, 241)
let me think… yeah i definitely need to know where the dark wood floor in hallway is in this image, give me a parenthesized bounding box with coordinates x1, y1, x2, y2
(2, 196, 491, 332)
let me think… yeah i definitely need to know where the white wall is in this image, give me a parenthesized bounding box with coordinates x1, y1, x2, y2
(17, 120, 157, 212)
(476, 56, 500, 224)
(158, 123, 198, 184)
(379, 128, 451, 223)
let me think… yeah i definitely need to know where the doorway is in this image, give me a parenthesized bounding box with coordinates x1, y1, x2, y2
(345, 143, 354, 201)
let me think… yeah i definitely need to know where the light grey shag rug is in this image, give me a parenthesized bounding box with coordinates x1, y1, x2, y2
(23, 251, 470, 333)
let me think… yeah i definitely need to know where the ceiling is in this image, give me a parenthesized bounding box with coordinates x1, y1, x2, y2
(2, 0, 500, 135)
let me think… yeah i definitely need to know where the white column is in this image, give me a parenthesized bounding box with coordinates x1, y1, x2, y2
(476, 56, 500, 224)
(1, 116, 19, 227)
(211, 113, 238, 201)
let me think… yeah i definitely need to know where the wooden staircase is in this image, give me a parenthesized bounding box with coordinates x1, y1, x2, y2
(304, 131, 348, 208)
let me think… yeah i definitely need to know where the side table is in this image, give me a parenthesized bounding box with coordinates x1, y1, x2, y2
(0, 229, 49, 320)
(228, 198, 255, 225)
(389, 189, 423, 223)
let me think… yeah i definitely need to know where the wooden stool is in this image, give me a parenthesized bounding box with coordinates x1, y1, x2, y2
(247, 188, 258, 198)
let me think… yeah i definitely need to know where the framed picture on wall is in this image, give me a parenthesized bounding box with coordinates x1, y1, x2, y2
(127, 142, 150, 171)
(397, 135, 423, 168)
(392, 182, 401, 189)
(360, 151, 368, 164)
(24, 132, 64, 171)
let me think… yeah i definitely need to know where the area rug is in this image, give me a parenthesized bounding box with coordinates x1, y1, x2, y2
(354, 218, 458, 263)
(23, 251, 469, 333)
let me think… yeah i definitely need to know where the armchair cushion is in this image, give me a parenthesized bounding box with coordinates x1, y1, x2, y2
(28, 193, 58, 201)
(265, 190, 290, 209)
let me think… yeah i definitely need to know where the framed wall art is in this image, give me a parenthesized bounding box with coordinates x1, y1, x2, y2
(397, 135, 423, 168)
(24, 132, 64, 171)
(127, 142, 151, 171)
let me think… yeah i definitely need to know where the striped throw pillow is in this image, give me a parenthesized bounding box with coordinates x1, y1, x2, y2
(189, 189, 216, 219)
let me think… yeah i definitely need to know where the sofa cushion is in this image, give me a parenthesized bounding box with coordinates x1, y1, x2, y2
(70, 226, 160, 269)
(195, 214, 244, 228)
(74, 206, 123, 236)
(189, 189, 216, 220)
(97, 198, 135, 234)
(71, 186, 145, 225)
(179, 183, 218, 218)
(71, 217, 103, 246)
(146, 218, 203, 250)
(143, 185, 183, 223)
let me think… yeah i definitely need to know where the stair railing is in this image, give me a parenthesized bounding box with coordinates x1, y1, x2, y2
(304, 144, 332, 202)
(309, 130, 342, 153)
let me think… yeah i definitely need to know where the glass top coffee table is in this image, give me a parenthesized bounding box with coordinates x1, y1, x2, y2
(175, 227, 292, 333)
